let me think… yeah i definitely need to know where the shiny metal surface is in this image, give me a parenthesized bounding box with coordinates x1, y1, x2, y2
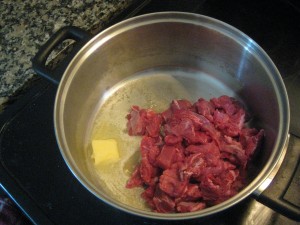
(253, 134, 290, 195)
(54, 12, 289, 219)
(237, 199, 298, 225)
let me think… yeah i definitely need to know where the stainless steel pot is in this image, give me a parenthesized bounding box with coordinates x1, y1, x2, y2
(33, 12, 297, 220)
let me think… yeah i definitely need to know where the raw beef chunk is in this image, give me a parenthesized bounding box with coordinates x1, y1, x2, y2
(126, 96, 264, 213)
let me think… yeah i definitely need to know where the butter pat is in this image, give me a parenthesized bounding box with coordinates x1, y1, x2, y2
(91, 139, 120, 165)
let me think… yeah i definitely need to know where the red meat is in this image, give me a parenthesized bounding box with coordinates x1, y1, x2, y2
(140, 136, 161, 166)
(125, 165, 143, 188)
(141, 185, 156, 209)
(153, 188, 176, 213)
(126, 105, 146, 136)
(183, 184, 203, 200)
(240, 128, 264, 158)
(194, 98, 215, 121)
(145, 110, 163, 137)
(156, 145, 185, 170)
(159, 167, 188, 197)
(126, 96, 264, 213)
(170, 99, 193, 112)
(164, 117, 195, 138)
(210, 95, 241, 116)
(172, 109, 212, 130)
(161, 99, 193, 123)
(127, 106, 162, 137)
(176, 201, 206, 213)
(184, 131, 212, 145)
(161, 108, 172, 122)
(199, 166, 240, 204)
(139, 156, 158, 186)
(164, 135, 183, 145)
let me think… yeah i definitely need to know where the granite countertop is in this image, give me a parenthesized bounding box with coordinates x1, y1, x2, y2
(0, 0, 138, 108)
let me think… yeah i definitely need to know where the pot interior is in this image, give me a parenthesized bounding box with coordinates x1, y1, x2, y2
(54, 12, 289, 219)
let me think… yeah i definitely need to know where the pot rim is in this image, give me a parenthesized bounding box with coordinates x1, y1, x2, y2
(54, 12, 290, 219)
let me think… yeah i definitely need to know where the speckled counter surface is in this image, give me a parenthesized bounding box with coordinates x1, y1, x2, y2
(0, 0, 138, 107)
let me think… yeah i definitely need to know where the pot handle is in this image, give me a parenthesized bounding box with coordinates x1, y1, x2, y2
(32, 26, 92, 84)
(253, 134, 300, 221)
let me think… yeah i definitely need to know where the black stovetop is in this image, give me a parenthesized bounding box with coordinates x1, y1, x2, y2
(0, 0, 299, 224)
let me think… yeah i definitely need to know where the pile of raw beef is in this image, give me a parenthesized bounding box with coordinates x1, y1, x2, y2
(126, 96, 264, 213)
